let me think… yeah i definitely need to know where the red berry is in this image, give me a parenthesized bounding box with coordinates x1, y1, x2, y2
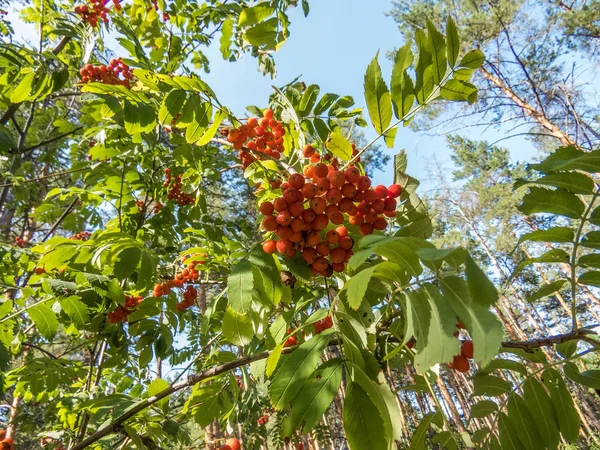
(461, 341, 474, 359)
(260, 201, 274, 215)
(451, 355, 470, 373)
(374, 185, 388, 199)
(263, 240, 277, 254)
(387, 184, 402, 198)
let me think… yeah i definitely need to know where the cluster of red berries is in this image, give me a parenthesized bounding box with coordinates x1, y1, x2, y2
(284, 328, 298, 347)
(220, 437, 241, 450)
(107, 295, 143, 324)
(176, 285, 197, 311)
(136, 200, 163, 214)
(259, 158, 402, 276)
(163, 168, 195, 206)
(79, 59, 133, 88)
(75, 0, 121, 27)
(235, 375, 245, 391)
(449, 341, 474, 373)
(222, 109, 285, 169)
(69, 231, 91, 241)
(15, 237, 26, 248)
(153, 256, 205, 297)
(34, 267, 46, 275)
(313, 315, 334, 334)
(257, 415, 269, 426)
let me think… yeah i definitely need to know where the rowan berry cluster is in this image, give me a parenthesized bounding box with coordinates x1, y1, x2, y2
(79, 59, 133, 88)
(163, 168, 195, 206)
(222, 109, 285, 169)
(176, 285, 197, 311)
(107, 295, 143, 324)
(69, 231, 91, 241)
(260, 154, 402, 276)
(445, 319, 472, 372)
(74, 0, 121, 27)
(313, 315, 333, 334)
(152, 256, 204, 297)
(136, 200, 163, 214)
(235, 375, 245, 390)
(15, 237, 26, 248)
(257, 415, 269, 426)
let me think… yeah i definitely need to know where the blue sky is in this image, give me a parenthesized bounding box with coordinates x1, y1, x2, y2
(10, 1, 538, 191)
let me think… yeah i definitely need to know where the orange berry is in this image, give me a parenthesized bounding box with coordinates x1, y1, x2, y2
(314, 163, 328, 178)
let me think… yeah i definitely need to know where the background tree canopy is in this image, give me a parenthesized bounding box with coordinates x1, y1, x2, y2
(0, 1, 598, 450)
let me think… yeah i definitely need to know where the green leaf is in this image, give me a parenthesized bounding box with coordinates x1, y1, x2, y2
(158, 89, 186, 125)
(29, 303, 59, 340)
(10, 71, 35, 103)
(266, 344, 283, 378)
(458, 49, 485, 69)
(298, 84, 320, 117)
(250, 247, 282, 306)
(186, 102, 211, 144)
(148, 378, 170, 410)
(577, 271, 600, 287)
(564, 362, 600, 389)
(523, 378, 560, 450)
(349, 363, 403, 442)
(473, 374, 512, 397)
(326, 131, 353, 161)
(220, 18, 233, 59)
(270, 329, 334, 410)
(283, 358, 343, 435)
(529, 146, 600, 173)
(528, 279, 567, 302)
(516, 172, 595, 195)
(411, 412, 442, 450)
(364, 52, 393, 136)
(543, 368, 580, 443)
(556, 339, 579, 359)
(580, 231, 600, 249)
(227, 259, 254, 313)
(439, 79, 477, 104)
(244, 17, 278, 47)
(465, 256, 498, 307)
(60, 296, 89, 327)
(446, 17, 459, 67)
(426, 19, 447, 84)
(343, 382, 389, 450)
(114, 247, 141, 280)
(222, 307, 254, 346)
(413, 284, 461, 372)
(471, 400, 498, 418)
(238, 3, 275, 27)
(507, 393, 544, 450)
(345, 266, 377, 310)
(516, 227, 574, 245)
(519, 187, 585, 219)
(196, 109, 226, 146)
(479, 358, 528, 376)
(498, 413, 526, 450)
(439, 277, 503, 366)
(0, 125, 16, 152)
(390, 42, 415, 120)
(314, 93, 339, 115)
(578, 253, 600, 268)
(414, 29, 434, 104)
